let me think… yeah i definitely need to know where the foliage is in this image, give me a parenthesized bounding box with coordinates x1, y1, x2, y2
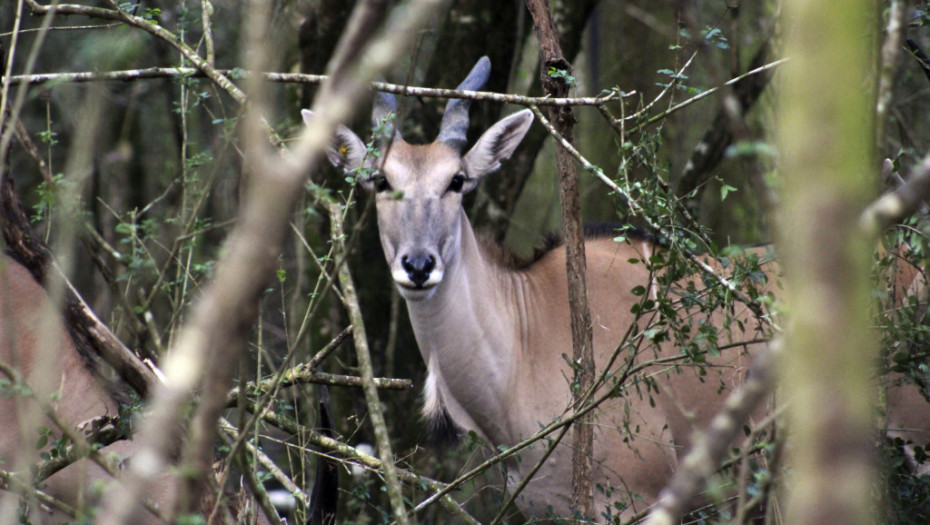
(546, 66, 576, 88)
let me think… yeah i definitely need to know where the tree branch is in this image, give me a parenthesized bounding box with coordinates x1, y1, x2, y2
(2, 67, 624, 106)
(643, 340, 780, 525)
(0, 162, 159, 399)
(226, 366, 413, 407)
(22, 0, 247, 104)
(859, 150, 930, 236)
(525, 0, 595, 517)
(325, 198, 410, 525)
(627, 57, 788, 136)
(530, 105, 778, 329)
(875, 0, 906, 150)
(906, 38, 930, 85)
(257, 409, 479, 524)
(677, 40, 775, 197)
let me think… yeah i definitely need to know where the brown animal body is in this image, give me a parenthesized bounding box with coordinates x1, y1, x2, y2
(313, 57, 930, 521)
(0, 256, 118, 465)
(0, 255, 269, 524)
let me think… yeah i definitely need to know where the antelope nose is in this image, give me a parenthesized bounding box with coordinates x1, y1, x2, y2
(401, 254, 436, 287)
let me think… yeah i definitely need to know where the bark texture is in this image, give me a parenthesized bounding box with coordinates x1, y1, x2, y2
(525, 0, 594, 517)
(777, 3, 878, 524)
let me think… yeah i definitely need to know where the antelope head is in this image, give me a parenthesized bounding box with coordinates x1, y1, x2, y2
(304, 57, 533, 300)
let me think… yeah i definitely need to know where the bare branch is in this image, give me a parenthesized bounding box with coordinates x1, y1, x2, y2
(226, 369, 413, 407)
(325, 198, 411, 524)
(859, 151, 930, 235)
(627, 57, 788, 134)
(875, 0, 906, 149)
(0, 471, 77, 517)
(622, 50, 699, 124)
(643, 340, 780, 525)
(22, 0, 247, 103)
(677, 40, 774, 197)
(530, 105, 778, 330)
(0, 0, 58, 180)
(257, 409, 480, 524)
(2, 67, 623, 106)
(906, 38, 930, 84)
(201, 0, 215, 65)
(220, 420, 309, 510)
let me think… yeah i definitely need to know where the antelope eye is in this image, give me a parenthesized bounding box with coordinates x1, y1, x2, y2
(373, 175, 392, 193)
(446, 174, 466, 194)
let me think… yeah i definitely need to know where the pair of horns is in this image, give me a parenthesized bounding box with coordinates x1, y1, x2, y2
(372, 56, 491, 151)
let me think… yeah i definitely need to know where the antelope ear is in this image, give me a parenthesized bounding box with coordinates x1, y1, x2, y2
(462, 109, 533, 179)
(301, 109, 368, 171)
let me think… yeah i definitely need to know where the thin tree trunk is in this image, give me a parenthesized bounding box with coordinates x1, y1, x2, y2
(525, 0, 594, 517)
(777, 2, 878, 524)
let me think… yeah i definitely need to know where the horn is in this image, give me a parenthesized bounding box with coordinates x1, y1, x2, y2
(437, 56, 491, 151)
(372, 91, 400, 140)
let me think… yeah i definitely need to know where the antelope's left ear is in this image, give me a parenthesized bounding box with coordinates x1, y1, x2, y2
(301, 109, 369, 171)
(462, 109, 534, 179)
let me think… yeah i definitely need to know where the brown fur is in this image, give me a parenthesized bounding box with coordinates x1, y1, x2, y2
(0, 256, 119, 467)
(0, 255, 272, 524)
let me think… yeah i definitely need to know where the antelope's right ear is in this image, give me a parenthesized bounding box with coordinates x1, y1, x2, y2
(301, 109, 368, 171)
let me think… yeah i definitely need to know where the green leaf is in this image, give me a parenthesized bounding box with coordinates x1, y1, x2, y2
(176, 514, 206, 525)
(643, 328, 664, 342)
(720, 183, 737, 201)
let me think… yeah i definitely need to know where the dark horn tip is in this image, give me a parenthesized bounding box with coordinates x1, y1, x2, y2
(460, 57, 491, 91)
(436, 57, 493, 147)
(476, 55, 490, 71)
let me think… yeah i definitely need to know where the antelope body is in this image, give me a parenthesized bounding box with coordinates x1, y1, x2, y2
(0, 256, 118, 466)
(0, 255, 268, 524)
(314, 58, 930, 520)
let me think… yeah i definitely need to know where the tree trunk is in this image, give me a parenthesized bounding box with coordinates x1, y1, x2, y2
(776, 2, 878, 524)
(525, 0, 594, 518)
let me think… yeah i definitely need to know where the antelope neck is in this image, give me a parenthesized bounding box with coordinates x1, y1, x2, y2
(404, 209, 523, 444)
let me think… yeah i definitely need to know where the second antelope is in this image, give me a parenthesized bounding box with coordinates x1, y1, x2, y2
(0, 254, 279, 524)
(308, 57, 930, 521)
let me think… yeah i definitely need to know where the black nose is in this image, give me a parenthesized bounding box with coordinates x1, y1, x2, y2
(401, 254, 436, 287)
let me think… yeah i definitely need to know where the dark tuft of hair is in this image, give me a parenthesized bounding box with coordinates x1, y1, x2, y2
(480, 223, 655, 270)
(582, 222, 654, 243)
(426, 408, 463, 450)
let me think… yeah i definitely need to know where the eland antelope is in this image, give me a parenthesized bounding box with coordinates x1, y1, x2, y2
(0, 254, 272, 524)
(309, 58, 930, 521)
